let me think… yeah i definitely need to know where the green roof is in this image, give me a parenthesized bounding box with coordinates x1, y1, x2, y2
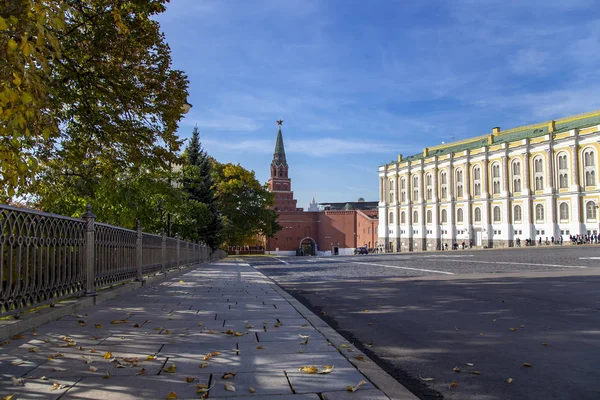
(384, 110, 600, 167)
(272, 127, 287, 167)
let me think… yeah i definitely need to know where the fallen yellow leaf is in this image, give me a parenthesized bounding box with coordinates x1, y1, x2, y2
(163, 364, 176, 373)
(507, 378, 513, 384)
(185, 377, 196, 383)
(234, 332, 244, 336)
(166, 391, 178, 399)
(472, 371, 481, 375)
(179, 280, 184, 283)
(89, 366, 98, 372)
(510, 328, 517, 331)
(453, 366, 461, 373)
(256, 346, 264, 350)
(355, 356, 365, 361)
(523, 362, 532, 367)
(222, 373, 236, 379)
(3, 395, 15, 400)
(347, 380, 367, 392)
(224, 383, 236, 392)
(223, 329, 234, 335)
(450, 381, 457, 388)
(199, 362, 209, 368)
(146, 355, 157, 361)
(11, 334, 25, 340)
(135, 368, 146, 376)
(298, 366, 318, 374)
(249, 387, 256, 393)
(103, 352, 112, 359)
(111, 320, 129, 324)
(95, 324, 102, 329)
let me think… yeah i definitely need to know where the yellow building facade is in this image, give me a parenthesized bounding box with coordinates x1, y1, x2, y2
(378, 110, 600, 251)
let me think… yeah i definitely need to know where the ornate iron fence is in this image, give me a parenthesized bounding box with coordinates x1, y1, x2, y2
(0, 204, 223, 317)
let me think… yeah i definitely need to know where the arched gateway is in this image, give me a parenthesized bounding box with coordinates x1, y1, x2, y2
(298, 237, 317, 256)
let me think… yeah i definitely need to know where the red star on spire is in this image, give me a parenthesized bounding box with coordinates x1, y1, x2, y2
(276, 119, 283, 126)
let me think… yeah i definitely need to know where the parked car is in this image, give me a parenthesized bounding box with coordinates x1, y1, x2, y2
(354, 247, 368, 255)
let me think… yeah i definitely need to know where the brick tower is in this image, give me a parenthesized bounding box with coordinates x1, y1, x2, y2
(267, 120, 298, 211)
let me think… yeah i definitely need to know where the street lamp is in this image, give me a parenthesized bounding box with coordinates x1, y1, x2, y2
(182, 101, 193, 114)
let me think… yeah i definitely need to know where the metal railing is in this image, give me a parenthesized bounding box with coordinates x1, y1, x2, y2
(0, 204, 224, 317)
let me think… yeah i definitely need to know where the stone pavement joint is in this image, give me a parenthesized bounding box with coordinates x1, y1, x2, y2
(0, 260, 417, 399)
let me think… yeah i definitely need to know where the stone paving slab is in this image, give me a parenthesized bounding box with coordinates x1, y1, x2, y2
(208, 371, 293, 398)
(0, 260, 412, 399)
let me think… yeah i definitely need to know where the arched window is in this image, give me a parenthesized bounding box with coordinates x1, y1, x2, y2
(413, 210, 418, 224)
(474, 207, 481, 223)
(440, 170, 447, 200)
(401, 211, 406, 224)
(457, 208, 463, 223)
(426, 209, 432, 224)
(456, 169, 463, 198)
(389, 179, 395, 203)
(426, 173, 433, 201)
(412, 176, 419, 201)
(584, 148, 596, 186)
(400, 177, 406, 202)
(559, 202, 569, 221)
(389, 212, 394, 224)
(512, 161, 521, 193)
(441, 209, 447, 223)
(493, 206, 501, 222)
(513, 205, 522, 222)
(535, 204, 544, 222)
(492, 163, 501, 194)
(558, 153, 569, 189)
(473, 166, 481, 196)
(586, 201, 597, 220)
(534, 157, 544, 190)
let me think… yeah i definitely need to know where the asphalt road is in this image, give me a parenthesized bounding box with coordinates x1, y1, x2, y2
(246, 246, 600, 400)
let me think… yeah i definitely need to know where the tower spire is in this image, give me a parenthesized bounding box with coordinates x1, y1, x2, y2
(272, 119, 287, 167)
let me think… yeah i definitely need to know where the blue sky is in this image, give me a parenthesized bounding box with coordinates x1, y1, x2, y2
(156, 0, 600, 210)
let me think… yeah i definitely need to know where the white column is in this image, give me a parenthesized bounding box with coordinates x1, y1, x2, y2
(545, 148, 557, 239)
(448, 156, 456, 244)
(419, 164, 425, 250)
(482, 155, 491, 246)
(406, 164, 413, 250)
(432, 158, 440, 246)
(464, 155, 472, 241)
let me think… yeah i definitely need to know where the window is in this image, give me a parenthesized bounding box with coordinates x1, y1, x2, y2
(413, 210, 419, 224)
(401, 211, 406, 224)
(400, 178, 406, 202)
(389, 212, 394, 224)
(474, 207, 481, 222)
(558, 153, 568, 189)
(456, 169, 463, 198)
(412, 176, 419, 201)
(492, 163, 501, 194)
(440, 170, 447, 200)
(441, 209, 447, 223)
(513, 205, 522, 222)
(473, 166, 481, 196)
(586, 201, 597, 220)
(426, 173, 433, 201)
(389, 179, 395, 202)
(493, 206, 501, 222)
(512, 161, 521, 193)
(560, 202, 569, 221)
(457, 208, 464, 223)
(584, 149, 596, 186)
(535, 204, 544, 222)
(426, 209, 432, 224)
(534, 157, 544, 190)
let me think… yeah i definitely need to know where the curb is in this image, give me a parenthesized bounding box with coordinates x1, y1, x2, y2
(0, 264, 203, 341)
(245, 261, 419, 400)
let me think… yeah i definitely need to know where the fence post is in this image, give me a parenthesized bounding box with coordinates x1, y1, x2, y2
(176, 237, 180, 266)
(83, 204, 97, 296)
(136, 221, 143, 282)
(161, 231, 166, 274)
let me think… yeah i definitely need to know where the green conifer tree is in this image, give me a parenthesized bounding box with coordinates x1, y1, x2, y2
(180, 127, 222, 248)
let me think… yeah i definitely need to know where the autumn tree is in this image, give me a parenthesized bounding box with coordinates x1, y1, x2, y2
(211, 161, 280, 246)
(14, 0, 189, 225)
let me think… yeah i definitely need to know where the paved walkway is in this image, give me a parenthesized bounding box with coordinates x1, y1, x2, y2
(0, 260, 416, 399)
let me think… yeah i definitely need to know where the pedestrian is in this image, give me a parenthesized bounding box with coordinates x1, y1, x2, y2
(560, 235, 563, 245)
(551, 236, 555, 245)
(445, 243, 448, 251)
(538, 237, 542, 246)
(469, 240, 473, 249)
